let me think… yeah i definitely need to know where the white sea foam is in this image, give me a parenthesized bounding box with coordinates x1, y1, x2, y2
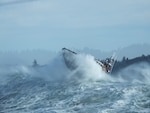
(0, 52, 150, 84)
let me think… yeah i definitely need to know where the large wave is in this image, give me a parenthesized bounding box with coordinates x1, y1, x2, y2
(0, 52, 150, 85)
(0, 53, 109, 84)
(0, 52, 150, 113)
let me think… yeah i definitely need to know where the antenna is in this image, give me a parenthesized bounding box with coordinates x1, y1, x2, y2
(109, 52, 117, 74)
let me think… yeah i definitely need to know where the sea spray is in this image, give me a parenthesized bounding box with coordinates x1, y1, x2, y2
(0, 52, 150, 113)
(115, 62, 150, 83)
(1, 52, 150, 85)
(71, 53, 112, 81)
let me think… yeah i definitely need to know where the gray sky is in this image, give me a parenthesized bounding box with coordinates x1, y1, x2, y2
(0, 0, 150, 52)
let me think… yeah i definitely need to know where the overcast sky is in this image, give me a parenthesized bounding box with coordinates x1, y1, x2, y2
(0, 0, 150, 52)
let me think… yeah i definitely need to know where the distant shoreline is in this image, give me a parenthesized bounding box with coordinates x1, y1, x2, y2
(112, 54, 150, 74)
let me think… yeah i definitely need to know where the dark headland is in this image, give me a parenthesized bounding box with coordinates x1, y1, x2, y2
(112, 54, 150, 74)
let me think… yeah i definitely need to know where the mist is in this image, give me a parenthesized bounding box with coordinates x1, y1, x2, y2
(114, 62, 150, 83)
(0, 50, 56, 67)
(0, 45, 150, 84)
(0, 43, 150, 67)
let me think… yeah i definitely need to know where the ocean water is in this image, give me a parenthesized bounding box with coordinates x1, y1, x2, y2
(0, 54, 150, 113)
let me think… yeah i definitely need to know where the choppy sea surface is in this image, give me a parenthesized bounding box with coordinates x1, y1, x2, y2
(0, 54, 150, 113)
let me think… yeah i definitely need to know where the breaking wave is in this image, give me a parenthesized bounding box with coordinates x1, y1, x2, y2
(0, 53, 111, 84)
(0, 53, 150, 113)
(0, 52, 150, 86)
